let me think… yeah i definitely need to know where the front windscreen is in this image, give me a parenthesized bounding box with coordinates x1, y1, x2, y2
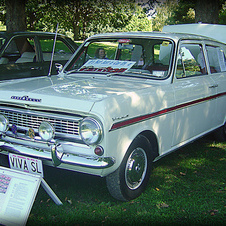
(65, 37, 174, 79)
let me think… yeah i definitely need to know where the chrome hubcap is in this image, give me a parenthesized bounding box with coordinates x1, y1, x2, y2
(125, 147, 148, 190)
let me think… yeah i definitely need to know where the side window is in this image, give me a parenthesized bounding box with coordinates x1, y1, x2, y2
(176, 43, 206, 78)
(39, 37, 73, 62)
(206, 45, 226, 73)
(3, 37, 35, 64)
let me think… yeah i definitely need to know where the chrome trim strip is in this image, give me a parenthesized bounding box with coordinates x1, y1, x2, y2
(0, 105, 83, 122)
(0, 140, 115, 169)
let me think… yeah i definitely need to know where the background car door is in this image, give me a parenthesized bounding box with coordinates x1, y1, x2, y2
(37, 36, 75, 75)
(0, 35, 45, 80)
(172, 41, 217, 147)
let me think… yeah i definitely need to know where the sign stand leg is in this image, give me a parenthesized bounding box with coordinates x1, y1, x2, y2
(41, 178, 63, 205)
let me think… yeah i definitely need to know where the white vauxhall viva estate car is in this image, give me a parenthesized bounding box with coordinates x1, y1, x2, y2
(0, 24, 226, 201)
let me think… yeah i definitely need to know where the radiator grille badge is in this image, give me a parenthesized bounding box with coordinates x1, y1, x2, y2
(27, 128, 35, 139)
(11, 124, 17, 135)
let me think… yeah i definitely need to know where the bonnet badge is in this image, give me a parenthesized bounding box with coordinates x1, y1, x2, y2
(11, 95, 41, 103)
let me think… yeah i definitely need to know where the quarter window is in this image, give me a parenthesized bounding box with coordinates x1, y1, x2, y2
(176, 43, 206, 78)
(206, 45, 226, 73)
(39, 37, 73, 62)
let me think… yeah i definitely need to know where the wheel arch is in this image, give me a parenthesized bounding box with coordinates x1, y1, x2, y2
(139, 130, 159, 161)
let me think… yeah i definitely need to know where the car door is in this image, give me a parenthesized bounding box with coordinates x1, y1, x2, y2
(0, 35, 45, 81)
(204, 41, 226, 128)
(171, 40, 217, 147)
(37, 36, 76, 76)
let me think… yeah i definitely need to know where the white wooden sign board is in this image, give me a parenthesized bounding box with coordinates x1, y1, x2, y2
(0, 166, 62, 226)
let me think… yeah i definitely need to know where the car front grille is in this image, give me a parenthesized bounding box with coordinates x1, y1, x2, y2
(0, 108, 82, 137)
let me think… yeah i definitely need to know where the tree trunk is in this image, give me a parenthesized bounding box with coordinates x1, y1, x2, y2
(5, 0, 27, 32)
(72, 0, 81, 40)
(195, 0, 220, 24)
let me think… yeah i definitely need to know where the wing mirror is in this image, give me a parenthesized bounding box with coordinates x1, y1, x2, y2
(55, 63, 63, 73)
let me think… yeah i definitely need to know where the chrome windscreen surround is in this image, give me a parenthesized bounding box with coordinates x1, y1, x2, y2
(0, 105, 83, 141)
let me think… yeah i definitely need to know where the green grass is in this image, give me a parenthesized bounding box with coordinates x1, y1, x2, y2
(27, 136, 226, 225)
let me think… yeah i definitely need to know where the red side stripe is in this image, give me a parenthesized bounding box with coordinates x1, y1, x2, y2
(109, 92, 226, 131)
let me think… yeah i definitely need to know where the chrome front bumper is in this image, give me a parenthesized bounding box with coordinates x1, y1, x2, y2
(0, 137, 115, 170)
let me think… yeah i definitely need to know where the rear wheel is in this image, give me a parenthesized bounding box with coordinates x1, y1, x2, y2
(214, 122, 226, 141)
(106, 135, 153, 201)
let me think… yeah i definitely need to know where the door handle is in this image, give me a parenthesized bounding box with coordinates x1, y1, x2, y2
(209, 84, 218, 88)
(31, 67, 40, 70)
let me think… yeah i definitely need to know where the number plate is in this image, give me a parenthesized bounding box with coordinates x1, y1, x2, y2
(8, 153, 43, 177)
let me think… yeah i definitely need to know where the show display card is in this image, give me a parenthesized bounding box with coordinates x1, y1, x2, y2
(0, 166, 41, 226)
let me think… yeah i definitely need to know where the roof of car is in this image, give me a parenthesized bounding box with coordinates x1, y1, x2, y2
(162, 23, 226, 44)
(0, 31, 68, 39)
(87, 31, 221, 44)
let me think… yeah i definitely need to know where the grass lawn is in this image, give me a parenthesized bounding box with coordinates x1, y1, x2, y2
(27, 135, 226, 225)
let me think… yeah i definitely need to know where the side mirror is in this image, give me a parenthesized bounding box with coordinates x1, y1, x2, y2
(55, 63, 63, 73)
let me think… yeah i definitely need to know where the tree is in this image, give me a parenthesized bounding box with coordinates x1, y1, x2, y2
(123, 6, 152, 31)
(172, 0, 195, 24)
(5, 0, 27, 32)
(219, 2, 226, 24)
(25, 0, 138, 40)
(195, 0, 221, 23)
(173, 0, 225, 24)
(139, 0, 160, 18)
(152, 0, 179, 31)
(152, 0, 226, 31)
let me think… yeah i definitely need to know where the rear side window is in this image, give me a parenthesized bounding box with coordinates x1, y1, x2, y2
(176, 43, 207, 78)
(206, 45, 226, 73)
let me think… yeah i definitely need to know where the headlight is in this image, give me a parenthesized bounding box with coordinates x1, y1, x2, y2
(39, 121, 55, 141)
(0, 114, 9, 134)
(79, 117, 103, 145)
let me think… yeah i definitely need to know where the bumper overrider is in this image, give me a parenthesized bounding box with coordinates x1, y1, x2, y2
(0, 135, 115, 170)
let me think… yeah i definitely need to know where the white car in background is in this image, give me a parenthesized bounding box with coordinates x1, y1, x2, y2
(0, 24, 225, 201)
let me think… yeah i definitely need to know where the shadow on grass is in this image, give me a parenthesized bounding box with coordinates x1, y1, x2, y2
(27, 136, 225, 225)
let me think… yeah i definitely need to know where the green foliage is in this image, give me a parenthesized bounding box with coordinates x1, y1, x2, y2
(219, 2, 226, 24)
(152, 0, 195, 31)
(2, 0, 226, 40)
(152, 0, 226, 31)
(25, 0, 149, 40)
(173, 0, 196, 24)
(0, 0, 5, 26)
(122, 6, 152, 32)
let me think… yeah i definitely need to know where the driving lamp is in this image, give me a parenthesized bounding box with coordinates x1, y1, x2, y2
(79, 117, 103, 145)
(39, 121, 55, 141)
(0, 114, 9, 134)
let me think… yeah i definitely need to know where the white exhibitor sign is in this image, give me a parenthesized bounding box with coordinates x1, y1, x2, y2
(78, 59, 135, 73)
(0, 167, 41, 226)
(0, 166, 62, 226)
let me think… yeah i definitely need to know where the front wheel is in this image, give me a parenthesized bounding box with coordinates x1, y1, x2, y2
(106, 135, 153, 201)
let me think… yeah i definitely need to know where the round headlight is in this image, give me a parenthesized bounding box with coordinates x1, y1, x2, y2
(79, 117, 103, 145)
(39, 121, 55, 141)
(0, 114, 9, 134)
